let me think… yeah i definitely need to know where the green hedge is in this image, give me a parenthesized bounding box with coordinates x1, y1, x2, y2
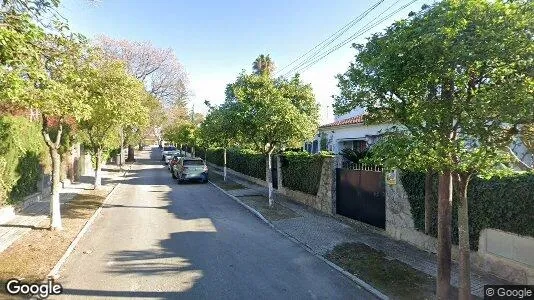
(281, 152, 327, 195)
(0, 116, 46, 205)
(201, 148, 266, 180)
(201, 148, 330, 195)
(400, 171, 534, 250)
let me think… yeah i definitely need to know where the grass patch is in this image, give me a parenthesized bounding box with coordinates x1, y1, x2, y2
(327, 243, 439, 300)
(0, 189, 109, 296)
(238, 195, 299, 221)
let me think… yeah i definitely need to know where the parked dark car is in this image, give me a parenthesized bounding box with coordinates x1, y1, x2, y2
(172, 157, 208, 183)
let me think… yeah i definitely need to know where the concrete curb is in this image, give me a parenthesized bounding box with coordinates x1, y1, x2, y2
(47, 165, 132, 280)
(209, 181, 389, 300)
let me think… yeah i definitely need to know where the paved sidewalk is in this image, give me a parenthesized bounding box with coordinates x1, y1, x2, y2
(208, 166, 509, 298)
(0, 165, 125, 253)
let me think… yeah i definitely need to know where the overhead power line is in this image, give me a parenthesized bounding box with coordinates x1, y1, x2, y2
(282, 0, 419, 78)
(275, 0, 385, 76)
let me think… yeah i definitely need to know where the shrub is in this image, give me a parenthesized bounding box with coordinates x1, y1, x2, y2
(9, 152, 42, 202)
(400, 170, 534, 250)
(0, 116, 46, 205)
(227, 148, 265, 180)
(341, 148, 371, 164)
(203, 148, 266, 180)
(281, 151, 326, 195)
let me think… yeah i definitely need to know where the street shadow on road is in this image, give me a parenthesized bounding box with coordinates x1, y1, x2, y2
(59, 148, 260, 298)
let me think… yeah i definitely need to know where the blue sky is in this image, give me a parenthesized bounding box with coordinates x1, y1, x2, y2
(60, 0, 428, 123)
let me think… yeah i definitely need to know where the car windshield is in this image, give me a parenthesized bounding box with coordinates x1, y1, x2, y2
(163, 146, 176, 151)
(183, 160, 204, 166)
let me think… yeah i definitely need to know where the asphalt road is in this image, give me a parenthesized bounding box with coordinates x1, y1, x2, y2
(56, 148, 375, 299)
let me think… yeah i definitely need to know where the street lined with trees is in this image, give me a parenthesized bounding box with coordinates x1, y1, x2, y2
(1, 0, 532, 299)
(0, 0, 188, 229)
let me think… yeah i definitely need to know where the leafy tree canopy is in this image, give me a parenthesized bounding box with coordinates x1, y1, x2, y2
(334, 0, 533, 175)
(226, 71, 319, 154)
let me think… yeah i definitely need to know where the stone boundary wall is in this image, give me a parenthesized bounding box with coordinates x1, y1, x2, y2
(385, 170, 534, 284)
(207, 156, 335, 215)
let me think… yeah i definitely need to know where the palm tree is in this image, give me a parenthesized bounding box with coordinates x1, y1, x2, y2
(252, 54, 275, 76)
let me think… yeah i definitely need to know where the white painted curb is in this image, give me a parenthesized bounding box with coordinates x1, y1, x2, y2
(47, 165, 132, 280)
(209, 180, 389, 300)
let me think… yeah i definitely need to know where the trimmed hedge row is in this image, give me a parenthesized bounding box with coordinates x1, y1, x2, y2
(199, 148, 330, 196)
(400, 170, 534, 250)
(199, 148, 266, 180)
(0, 116, 47, 205)
(280, 152, 327, 195)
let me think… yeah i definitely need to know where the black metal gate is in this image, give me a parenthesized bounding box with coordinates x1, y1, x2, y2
(336, 168, 385, 229)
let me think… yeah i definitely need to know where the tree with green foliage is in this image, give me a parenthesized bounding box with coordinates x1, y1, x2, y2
(96, 36, 190, 162)
(33, 33, 92, 230)
(334, 1, 533, 298)
(199, 102, 240, 181)
(1, 14, 92, 229)
(79, 56, 149, 188)
(0, 13, 44, 109)
(226, 56, 319, 205)
(163, 121, 198, 156)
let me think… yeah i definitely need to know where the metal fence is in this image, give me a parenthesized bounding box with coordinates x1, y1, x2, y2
(341, 161, 383, 172)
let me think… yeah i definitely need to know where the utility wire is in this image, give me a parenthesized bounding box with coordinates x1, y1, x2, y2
(275, 0, 385, 76)
(283, 0, 418, 77)
(281, 0, 401, 78)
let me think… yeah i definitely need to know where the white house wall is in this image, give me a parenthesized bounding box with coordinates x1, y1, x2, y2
(320, 123, 394, 154)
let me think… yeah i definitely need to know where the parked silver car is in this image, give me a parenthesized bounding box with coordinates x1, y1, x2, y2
(172, 157, 208, 183)
(164, 150, 180, 165)
(161, 146, 177, 161)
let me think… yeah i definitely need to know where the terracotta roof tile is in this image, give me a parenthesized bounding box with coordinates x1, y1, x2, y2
(319, 115, 364, 128)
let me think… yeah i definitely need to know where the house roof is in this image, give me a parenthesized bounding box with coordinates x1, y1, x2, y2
(319, 115, 364, 129)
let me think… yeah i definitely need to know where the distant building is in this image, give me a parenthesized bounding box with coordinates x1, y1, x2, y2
(304, 108, 533, 170)
(304, 108, 393, 154)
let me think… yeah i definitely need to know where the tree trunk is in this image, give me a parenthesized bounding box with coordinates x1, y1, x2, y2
(457, 173, 472, 300)
(49, 147, 62, 230)
(68, 150, 75, 183)
(94, 148, 103, 189)
(223, 148, 227, 182)
(437, 171, 452, 300)
(138, 143, 143, 151)
(126, 144, 135, 162)
(424, 170, 433, 234)
(41, 117, 63, 231)
(192, 146, 195, 157)
(119, 127, 124, 168)
(266, 152, 273, 206)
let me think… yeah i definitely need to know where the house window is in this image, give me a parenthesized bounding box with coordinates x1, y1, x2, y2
(352, 140, 367, 152)
(312, 140, 318, 154)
